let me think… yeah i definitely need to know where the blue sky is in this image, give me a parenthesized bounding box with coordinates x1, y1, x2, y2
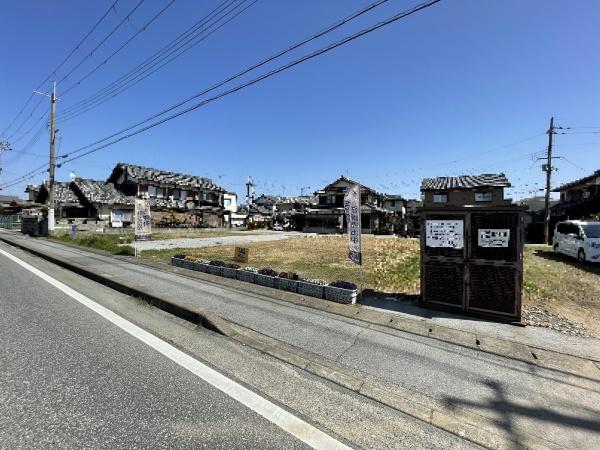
(1, 0, 599, 201)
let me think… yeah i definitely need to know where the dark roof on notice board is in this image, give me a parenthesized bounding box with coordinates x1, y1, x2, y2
(552, 169, 600, 192)
(72, 179, 133, 205)
(108, 162, 225, 192)
(421, 173, 511, 190)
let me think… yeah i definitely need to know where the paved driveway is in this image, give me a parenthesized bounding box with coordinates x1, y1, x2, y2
(129, 231, 315, 251)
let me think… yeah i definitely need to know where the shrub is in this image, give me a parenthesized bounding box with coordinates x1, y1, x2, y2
(329, 280, 357, 290)
(209, 260, 226, 266)
(258, 268, 279, 277)
(278, 271, 299, 280)
(225, 263, 241, 269)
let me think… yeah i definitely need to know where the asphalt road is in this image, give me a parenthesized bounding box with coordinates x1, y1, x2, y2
(0, 250, 324, 449)
(0, 242, 483, 450)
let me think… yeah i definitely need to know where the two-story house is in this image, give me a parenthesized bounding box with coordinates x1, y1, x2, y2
(107, 162, 226, 227)
(551, 169, 600, 221)
(420, 173, 512, 207)
(303, 176, 391, 234)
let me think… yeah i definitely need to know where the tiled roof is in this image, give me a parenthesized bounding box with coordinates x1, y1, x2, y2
(421, 173, 510, 190)
(0, 195, 21, 203)
(49, 182, 82, 206)
(553, 169, 600, 192)
(72, 179, 133, 205)
(110, 162, 225, 192)
(317, 176, 378, 195)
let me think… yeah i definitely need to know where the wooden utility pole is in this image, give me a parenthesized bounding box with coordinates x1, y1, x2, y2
(48, 81, 57, 233)
(0, 140, 12, 190)
(543, 116, 554, 245)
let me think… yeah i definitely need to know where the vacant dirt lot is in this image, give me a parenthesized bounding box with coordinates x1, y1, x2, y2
(143, 236, 600, 335)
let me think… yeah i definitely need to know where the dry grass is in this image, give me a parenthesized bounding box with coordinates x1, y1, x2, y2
(523, 245, 600, 335)
(151, 230, 256, 241)
(142, 236, 600, 334)
(143, 235, 420, 292)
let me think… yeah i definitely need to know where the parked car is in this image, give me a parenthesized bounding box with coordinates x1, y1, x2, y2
(273, 223, 284, 231)
(553, 220, 600, 263)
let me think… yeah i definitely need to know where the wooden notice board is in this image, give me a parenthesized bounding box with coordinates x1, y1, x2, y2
(234, 247, 249, 263)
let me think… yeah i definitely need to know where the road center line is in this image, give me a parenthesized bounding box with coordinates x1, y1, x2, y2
(0, 248, 351, 450)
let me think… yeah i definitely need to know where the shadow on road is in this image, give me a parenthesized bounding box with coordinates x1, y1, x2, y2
(443, 379, 600, 448)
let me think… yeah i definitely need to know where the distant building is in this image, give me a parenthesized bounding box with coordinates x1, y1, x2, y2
(552, 169, 600, 221)
(0, 195, 21, 206)
(517, 196, 559, 243)
(420, 173, 512, 207)
(303, 176, 391, 234)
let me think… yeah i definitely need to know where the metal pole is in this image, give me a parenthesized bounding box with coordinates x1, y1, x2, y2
(47, 81, 57, 234)
(543, 116, 554, 245)
(0, 140, 12, 190)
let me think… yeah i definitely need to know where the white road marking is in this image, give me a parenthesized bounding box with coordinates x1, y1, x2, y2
(0, 248, 352, 450)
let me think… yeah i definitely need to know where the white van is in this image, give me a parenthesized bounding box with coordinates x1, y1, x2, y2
(553, 220, 600, 263)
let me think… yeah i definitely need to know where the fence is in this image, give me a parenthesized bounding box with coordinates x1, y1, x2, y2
(0, 214, 21, 229)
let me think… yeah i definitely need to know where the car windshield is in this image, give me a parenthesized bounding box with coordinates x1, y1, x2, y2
(582, 224, 600, 238)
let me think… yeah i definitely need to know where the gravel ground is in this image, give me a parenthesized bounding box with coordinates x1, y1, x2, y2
(522, 305, 594, 337)
(129, 232, 315, 251)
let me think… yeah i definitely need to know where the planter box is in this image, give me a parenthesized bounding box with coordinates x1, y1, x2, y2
(183, 259, 196, 270)
(193, 263, 209, 273)
(207, 265, 222, 276)
(254, 273, 276, 288)
(171, 257, 184, 268)
(277, 278, 298, 293)
(221, 267, 238, 279)
(324, 286, 358, 304)
(297, 281, 324, 299)
(237, 270, 256, 284)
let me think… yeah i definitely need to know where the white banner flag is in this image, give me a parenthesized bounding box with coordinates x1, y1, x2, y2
(344, 184, 362, 265)
(134, 198, 152, 241)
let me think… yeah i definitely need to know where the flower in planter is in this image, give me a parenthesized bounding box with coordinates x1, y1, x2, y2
(209, 260, 226, 267)
(258, 268, 279, 277)
(184, 255, 197, 261)
(279, 271, 299, 280)
(225, 263, 241, 269)
(329, 280, 358, 290)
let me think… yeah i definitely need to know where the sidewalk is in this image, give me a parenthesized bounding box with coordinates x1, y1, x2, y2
(2, 230, 600, 449)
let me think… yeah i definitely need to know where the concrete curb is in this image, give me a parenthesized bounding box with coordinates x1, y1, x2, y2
(3, 233, 600, 371)
(0, 233, 579, 449)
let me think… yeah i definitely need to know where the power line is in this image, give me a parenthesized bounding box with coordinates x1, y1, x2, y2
(57, 0, 250, 122)
(3, 0, 441, 190)
(0, 0, 121, 139)
(55, 0, 148, 87)
(56, 0, 442, 167)
(58, 0, 394, 158)
(58, 0, 178, 98)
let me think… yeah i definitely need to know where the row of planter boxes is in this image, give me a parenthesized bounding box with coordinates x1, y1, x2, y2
(171, 257, 357, 304)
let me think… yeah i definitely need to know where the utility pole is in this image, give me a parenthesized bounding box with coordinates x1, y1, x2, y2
(35, 82, 57, 233)
(543, 116, 554, 245)
(0, 140, 12, 190)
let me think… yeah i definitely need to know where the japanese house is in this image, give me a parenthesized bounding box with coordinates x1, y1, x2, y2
(551, 169, 600, 221)
(303, 176, 391, 234)
(107, 162, 227, 227)
(420, 173, 512, 207)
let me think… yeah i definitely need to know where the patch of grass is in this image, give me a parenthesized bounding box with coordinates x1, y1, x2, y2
(151, 230, 259, 241)
(142, 236, 421, 292)
(52, 232, 135, 256)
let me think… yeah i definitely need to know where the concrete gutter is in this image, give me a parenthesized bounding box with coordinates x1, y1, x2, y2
(0, 232, 595, 449)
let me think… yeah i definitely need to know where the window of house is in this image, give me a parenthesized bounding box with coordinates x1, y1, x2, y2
(148, 185, 157, 197)
(156, 187, 165, 198)
(433, 193, 448, 203)
(224, 198, 231, 207)
(390, 200, 396, 207)
(180, 190, 188, 200)
(475, 192, 493, 202)
(172, 189, 180, 199)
